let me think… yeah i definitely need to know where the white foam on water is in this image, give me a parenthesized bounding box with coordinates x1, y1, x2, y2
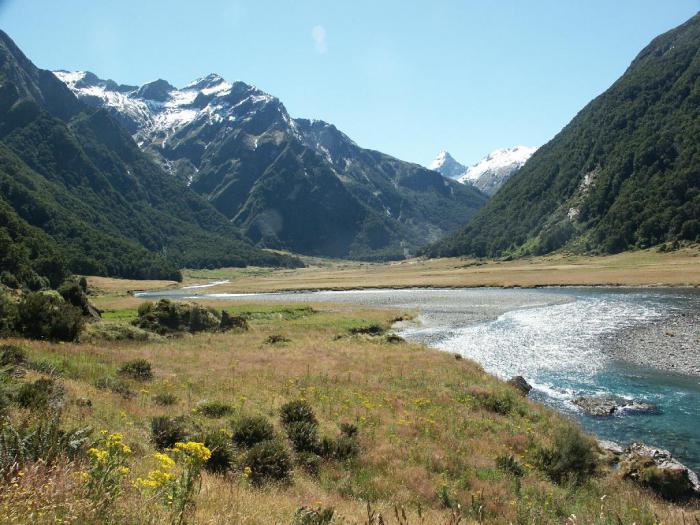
(437, 295, 666, 386)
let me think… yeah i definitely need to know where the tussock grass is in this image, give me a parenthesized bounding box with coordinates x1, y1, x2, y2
(0, 291, 697, 524)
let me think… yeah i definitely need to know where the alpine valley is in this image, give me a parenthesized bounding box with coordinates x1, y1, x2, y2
(54, 70, 487, 261)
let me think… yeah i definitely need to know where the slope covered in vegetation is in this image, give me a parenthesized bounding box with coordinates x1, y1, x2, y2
(0, 285, 695, 524)
(424, 13, 700, 259)
(0, 30, 300, 285)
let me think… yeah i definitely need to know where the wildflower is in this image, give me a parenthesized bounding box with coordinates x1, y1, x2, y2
(242, 466, 252, 479)
(173, 441, 211, 462)
(118, 466, 130, 476)
(154, 452, 176, 470)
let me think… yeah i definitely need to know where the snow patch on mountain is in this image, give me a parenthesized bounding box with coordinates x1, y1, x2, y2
(54, 70, 283, 160)
(458, 146, 536, 184)
(429, 150, 467, 179)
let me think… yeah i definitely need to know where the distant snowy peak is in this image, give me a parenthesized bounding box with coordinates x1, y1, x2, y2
(459, 146, 537, 183)
(429, 150, 466, 179)
(456, 145, 537, 195)
(53, 69, 282, 142)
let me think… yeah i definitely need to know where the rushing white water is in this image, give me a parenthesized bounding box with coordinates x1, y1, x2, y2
(435, 294, 667, 381)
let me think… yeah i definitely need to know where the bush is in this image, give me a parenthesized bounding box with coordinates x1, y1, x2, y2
(285, 421, 320, 454)
(202, 430, 235, 473)
(0, 291, 17, 335)
(151, 416, 188, 450)
(15, 291, 83, 341)
(295, 451, 323, 476)
(117, 359, 153, 381)
(319, 435, 360, 461)
(339, 422, 358, 438)
(265, 334, 291, 345)
(641, 466, 696, 501)
(94, 377, 135, 399)
(153, 392, 178, 406)
(534, 426, 597, 484)
(232, 415, 275, 448)
(196, 400, 234, 418)
(133, 299, 226, 335)
(243, 439, 292, 485)
(280, 400, 318, 429)
(219, 311, 249, 331)
(15, 378, 64, 411)
(57, 279, 92, 316)
(348, 324, 385, 336)
(0, 344, 26, 367)
(293, 506, 335, 525)
(470, 387, 515, 415)
(496, 453, 524, 477)
(0, 415, 91, 473)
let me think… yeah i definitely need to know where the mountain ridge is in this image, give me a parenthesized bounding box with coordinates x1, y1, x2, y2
(55, 69, 488, 260)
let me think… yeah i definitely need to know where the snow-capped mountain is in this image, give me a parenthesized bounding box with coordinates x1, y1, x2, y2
(429, 146, 536, 196)
(54, 70, 487, 259)
(429, 150, 466, 179)
(458, 146, 537, 195)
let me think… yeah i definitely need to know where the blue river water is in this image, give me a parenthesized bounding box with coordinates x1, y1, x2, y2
(137, 286, 700, 472)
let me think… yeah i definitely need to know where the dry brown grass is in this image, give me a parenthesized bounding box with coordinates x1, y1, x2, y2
(2, 293, 698, 524)
(166, 247, 700, 295)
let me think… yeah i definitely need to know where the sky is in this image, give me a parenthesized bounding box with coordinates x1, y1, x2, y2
(1, 0, 698, 166)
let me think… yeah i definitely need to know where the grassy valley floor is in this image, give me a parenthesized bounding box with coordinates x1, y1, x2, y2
(162, 247, 700, 294)
(1, 270, 699, 523)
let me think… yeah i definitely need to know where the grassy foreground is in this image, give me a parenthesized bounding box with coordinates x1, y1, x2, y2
(162, 247, 700, 294)
(1, 280, 699, 524)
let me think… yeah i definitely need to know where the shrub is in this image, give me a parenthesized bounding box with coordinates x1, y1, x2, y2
(57, 279, 91, 316)
(15, 378, 64, 411)
(15, 291, 83, 341)
(534, 426, 597, 484)
(80, 322, 158, 342)
(348, 324, 385, 336)
(202, 430, 235, 473)
(285, 421, 320, 453)
(0, 415, 91, 473)
(133, 299, 225, 335)
(243, 439, 292, 485)
(232, 415, 275, 448)
(384, 333, 404, 344)
(470, 387, 515, 415)
(295, 451, 323, 476)
(293, 506, 335, 525)
(0, 344, 26, 367)
(280, 400, 317, 429)
(319, 435, 360, 461)
(496, 453, 524, 477)
(196, 400, 233, 418)
(641, 466, 696, 501)
(117, 359, 153, 381)
(153, 392, 178, 406)
(151, 416, 188, 450)
(94, 377, 135, 399)
(265, 334, 291, 345)
(339, 422, 358, 438)
(219, 311, 249, 331)
(0, 291, 17, 335)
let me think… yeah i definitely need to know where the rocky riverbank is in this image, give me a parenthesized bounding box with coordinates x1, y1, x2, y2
(608, 312, 700, 376)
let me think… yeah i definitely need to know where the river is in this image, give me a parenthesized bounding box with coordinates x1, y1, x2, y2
(136, 286, 700, 472)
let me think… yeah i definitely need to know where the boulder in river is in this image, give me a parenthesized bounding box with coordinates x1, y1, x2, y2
(507, 376, 532, 396)
(619, 443, 700, 501)
(572, 395, 659, 417)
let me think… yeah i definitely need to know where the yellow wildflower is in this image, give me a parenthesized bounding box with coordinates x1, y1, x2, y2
(118, 466, 130, 476)
(154, 452, 175, 470)
(173, 441, 211, 462)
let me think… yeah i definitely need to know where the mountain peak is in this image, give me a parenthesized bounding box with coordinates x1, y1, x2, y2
(136, 78, 176, 101)
(429, 150, 466, 179)
(457, 145, 536, 195)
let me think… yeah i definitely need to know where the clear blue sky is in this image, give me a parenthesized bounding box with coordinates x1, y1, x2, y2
(1, 0, 698, 166)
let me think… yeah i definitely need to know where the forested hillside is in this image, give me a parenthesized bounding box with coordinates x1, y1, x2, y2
(0, 31, 300, 286)
(424, 13, 700, 258)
